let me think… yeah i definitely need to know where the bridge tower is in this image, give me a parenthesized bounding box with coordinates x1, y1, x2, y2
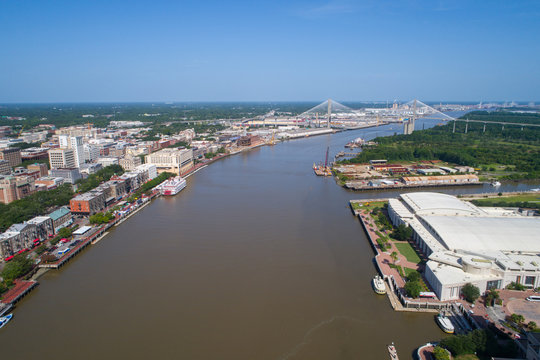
(403, 99, 417, 135)
(327, 99, 332, 128)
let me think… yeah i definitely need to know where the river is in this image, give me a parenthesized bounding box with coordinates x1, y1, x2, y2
(0, 119, 537, 359)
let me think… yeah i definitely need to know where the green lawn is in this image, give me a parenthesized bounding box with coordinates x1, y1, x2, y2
(473, 194, 540, 204)
(403, 267, 417, 278)
(394, 242, 421, 264)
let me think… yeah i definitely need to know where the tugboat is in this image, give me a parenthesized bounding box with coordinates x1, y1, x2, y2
(372, 275, 386, 295)
(435, 312, 455, 334)
(0, 313, 13, 329)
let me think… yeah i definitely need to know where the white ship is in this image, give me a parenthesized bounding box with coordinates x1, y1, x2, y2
(160, 176, 187, 196)
(435, 313, 455, 334)
(372, 275, 386, 295)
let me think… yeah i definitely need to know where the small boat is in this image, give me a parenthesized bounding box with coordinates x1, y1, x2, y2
(491, 181, 501, 187)
(372, 275, 386, 295)
(0, 313, 13, 329)
(435, 313, 455, 334)
(388, 342, 399, 359)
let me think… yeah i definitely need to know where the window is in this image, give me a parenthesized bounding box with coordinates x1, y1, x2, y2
(525, 276, 536, 286)
(487, 280, 501, 290)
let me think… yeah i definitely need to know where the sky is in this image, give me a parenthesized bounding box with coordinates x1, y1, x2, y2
(1, 0, 539, 102)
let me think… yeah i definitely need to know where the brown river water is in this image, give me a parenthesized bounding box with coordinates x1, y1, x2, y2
(1, 122, 536, 359)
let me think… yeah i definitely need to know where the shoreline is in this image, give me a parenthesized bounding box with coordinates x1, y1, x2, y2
(0, 127, 346, 310)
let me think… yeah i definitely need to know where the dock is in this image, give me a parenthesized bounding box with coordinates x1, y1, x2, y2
(0, 280, 38, 305)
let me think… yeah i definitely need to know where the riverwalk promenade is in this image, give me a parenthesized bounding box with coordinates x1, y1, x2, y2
(351, 199, 450, 313)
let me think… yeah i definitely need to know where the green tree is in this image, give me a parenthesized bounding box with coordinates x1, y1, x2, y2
(510, 313, 525, 326)
(1, 255, 34, 282)
(390, 251, 398, 264)
(432, 346, 450, 360)
(485, 288, 500, 306)
(440, 334, 476, 356)
(407, 270, 421, 283)
(391, 224, 413, 241)
(528, 321, 537, 331)
(461, 283, 480, 303)
(57, 227, 73, 239)
(404, 280, 422, 298)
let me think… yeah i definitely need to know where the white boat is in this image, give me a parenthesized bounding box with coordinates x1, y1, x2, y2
(159, 176, 187, 196)
(372, 275, 386, 295)
(491, 181, 501, 187)
(435, 313, 455, 334)
(388, 342, 399, 359)
(0, 313, 13, 329)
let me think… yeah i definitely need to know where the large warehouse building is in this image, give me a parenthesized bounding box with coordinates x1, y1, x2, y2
(388, 192, 540, 301)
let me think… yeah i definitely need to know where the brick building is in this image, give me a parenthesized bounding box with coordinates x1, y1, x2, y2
(0, 147, 22, 167)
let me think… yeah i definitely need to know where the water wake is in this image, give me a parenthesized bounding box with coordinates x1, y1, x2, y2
(276, 315, 364, 360)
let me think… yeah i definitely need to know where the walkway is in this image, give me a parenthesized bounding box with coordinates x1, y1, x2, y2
(0, 280, 38, 305)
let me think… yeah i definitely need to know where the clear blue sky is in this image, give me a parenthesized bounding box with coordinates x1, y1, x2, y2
(1, 0, 539, 102)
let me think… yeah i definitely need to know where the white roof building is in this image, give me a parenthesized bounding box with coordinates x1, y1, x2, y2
(388, 192, 540, 301)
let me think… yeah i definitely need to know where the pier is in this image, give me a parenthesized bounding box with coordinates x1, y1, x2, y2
(0, 280, 38, 306)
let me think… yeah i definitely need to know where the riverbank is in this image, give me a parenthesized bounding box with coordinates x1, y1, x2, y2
(0, 127, 341, 314)
(351, 200, 448, 313)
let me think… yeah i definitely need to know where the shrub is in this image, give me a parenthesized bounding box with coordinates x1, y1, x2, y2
(506, 282, 526, 291)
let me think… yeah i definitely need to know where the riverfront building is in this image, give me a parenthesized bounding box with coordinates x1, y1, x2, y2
(145, 148, 193, 175)
(388, 192, 540, 301)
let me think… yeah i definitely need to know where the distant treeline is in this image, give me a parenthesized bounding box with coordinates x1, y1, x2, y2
(471, 199, 540, 210)
(341, 110, 540, 179)
(0, 184, 74, 232)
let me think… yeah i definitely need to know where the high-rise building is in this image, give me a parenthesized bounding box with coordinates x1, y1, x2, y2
(58, 135, 84, 167)
(83, 143, 100, 162)
(48, 148, 76, 169)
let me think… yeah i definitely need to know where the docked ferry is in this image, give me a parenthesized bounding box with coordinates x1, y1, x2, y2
(372, 275, 386, 295)
(160, 176, 187, 196)
(435, 313, 455, 334)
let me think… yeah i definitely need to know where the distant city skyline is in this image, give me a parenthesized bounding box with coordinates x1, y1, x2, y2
(1, 0, 539, 103)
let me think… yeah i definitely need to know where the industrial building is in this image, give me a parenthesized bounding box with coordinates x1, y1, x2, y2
(388, 192, 540, 301)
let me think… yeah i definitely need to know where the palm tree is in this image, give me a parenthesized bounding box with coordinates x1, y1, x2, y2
(390, 251, 398, 265)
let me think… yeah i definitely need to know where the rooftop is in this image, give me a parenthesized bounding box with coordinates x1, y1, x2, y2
(420, 215, 540, 254)
(400, 192, 484, 216)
